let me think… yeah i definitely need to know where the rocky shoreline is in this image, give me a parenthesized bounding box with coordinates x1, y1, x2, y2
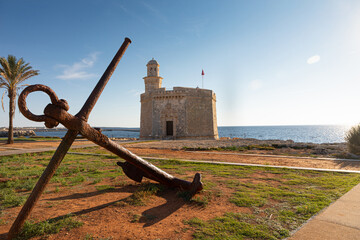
(0, 128, 35, 137)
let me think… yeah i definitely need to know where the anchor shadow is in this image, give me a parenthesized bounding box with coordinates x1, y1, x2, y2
(2, 184, 195, 240)
(45, 184, 192, 228)
(45, 184, 139, 201)
(138, 188, 187, 227)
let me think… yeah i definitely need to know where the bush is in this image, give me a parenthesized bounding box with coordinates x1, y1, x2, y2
(345, 124, 360, 155)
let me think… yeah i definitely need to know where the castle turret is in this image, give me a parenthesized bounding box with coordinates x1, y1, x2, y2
(143, 58, 163, 92)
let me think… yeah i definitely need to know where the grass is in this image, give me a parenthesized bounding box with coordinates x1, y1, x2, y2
(15, 214, 83, 240)
(176, 163, 360, 239)
(0, 151, 122, 211)
(185, 212, 289, 240)
(143, 160, 360, 239)
(1, 148, 360, 239)
(69, 146, 115, 155)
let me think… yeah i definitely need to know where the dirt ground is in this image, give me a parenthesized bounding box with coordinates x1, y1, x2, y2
(0, 177, 228, 240)
(1, 138, 360, 239)
(125, 148, 360, 171)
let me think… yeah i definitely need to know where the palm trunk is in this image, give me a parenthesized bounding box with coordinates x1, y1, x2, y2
(7, 89, 15, 144)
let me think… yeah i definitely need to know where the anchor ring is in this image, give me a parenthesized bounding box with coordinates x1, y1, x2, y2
(18, 84, 69, 128)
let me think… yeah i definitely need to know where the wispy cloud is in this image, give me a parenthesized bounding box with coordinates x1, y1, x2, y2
(307, 55, 320, 64)
(185, 19, 208, 38)
(118, 4, 149, 27)
(56, 52, 99, 80)
(249, 79, 263, 90)
(128, 89, 143, 97)
(142, 2, 168, 23)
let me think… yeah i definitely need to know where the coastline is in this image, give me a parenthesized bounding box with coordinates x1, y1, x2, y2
(0, 124, 349, 144)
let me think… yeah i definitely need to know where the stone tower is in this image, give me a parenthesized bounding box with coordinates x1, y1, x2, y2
(143, 58, 163, 92)
(140, 58, 218, 140)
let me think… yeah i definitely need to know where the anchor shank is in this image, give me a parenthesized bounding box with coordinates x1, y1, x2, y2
(76, 38, 131, 121)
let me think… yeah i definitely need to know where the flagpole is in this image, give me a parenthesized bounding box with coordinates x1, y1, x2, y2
(201, 69, 204, 88)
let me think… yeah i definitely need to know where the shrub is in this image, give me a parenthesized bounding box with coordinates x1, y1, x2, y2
(345, 124, 360, 155)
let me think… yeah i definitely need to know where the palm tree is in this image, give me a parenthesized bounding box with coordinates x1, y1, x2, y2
(0, 55, 39, 144)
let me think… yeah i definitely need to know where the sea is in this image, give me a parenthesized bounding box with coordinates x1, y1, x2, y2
(34, 125, 351, 144)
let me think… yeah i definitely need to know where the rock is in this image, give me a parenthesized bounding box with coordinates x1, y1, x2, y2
(0, 130, 36, 137)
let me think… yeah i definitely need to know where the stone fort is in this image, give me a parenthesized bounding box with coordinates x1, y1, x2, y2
(140, 59, 218, 140)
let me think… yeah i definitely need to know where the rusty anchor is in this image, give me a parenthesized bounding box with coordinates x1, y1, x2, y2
(8, 38, 203, 239)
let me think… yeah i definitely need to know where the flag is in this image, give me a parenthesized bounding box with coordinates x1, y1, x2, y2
(201, 69, 204, 76)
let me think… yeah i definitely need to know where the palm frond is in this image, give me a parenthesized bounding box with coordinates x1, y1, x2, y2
(0, 55, 40, 113)
(1, 90, 6, 112)
(0, 78, 10, 89)
(0, 57, 12, 84)
(17, 69, 39, 84)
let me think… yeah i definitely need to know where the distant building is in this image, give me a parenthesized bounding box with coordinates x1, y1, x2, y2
(140, 59, 218, 140)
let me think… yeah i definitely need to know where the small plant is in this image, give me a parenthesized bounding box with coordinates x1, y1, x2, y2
(0, 219, 8, 225)
(345, 124, 360, 155)
(126, 183, 163, 206)
(177, 190, 192, 201)
(177, 190, 212, 208)
(0, 188, 26, 208)
(95, 185, 115, 191)
(129, 212, 157, 223)
(83, 233, 95, 240)
(91, 178, 102, 185)
(130, 214, 141, 223)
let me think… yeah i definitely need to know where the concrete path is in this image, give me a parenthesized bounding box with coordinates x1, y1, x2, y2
(0, 144, 96, 156)
(289, 182, 360, 240)
(187, 150, 360, 162)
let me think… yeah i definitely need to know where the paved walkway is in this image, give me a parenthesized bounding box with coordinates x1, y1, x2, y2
(0, 144, 96, 156)
(289, 182, 360, 240)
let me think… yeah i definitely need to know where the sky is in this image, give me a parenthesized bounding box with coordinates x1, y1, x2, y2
(1, 0, 360, 128)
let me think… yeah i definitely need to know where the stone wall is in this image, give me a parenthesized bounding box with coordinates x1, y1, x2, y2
(184, 89, 218, 139)
(140, 94, 153, 139)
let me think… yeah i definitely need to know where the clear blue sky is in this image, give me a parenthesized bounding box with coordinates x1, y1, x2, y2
(1, 0, 360, 128)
